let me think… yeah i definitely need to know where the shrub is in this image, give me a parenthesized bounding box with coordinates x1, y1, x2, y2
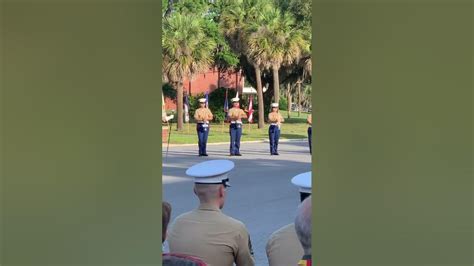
(162, 83, 176, 100)
(279, 96, 288, 111)
(208, 88, 231, 123)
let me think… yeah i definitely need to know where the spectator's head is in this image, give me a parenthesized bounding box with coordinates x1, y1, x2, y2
(194, 183, 227, 209)
(162, 201, 172, 243)
(295, 196, 312, 255)
(186, 160, 234, 209)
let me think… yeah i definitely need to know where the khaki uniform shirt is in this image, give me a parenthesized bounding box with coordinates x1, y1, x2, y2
(307, 114, 312, 125)
(194, 108, 213, 123)
(266, 223, 304, 266)
(268, 112, 284, 124)
(168, 203, 255, 266)
(228, 107, 247, 122)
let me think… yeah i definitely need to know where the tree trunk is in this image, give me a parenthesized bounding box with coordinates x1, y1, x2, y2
(177, 80, 184, 131)
(272, 65, 280, 103)
(297, 81, 301, 117)
(164, 0, 174, 17)
(287, 83, 291, 119)
(255, 65, 264, 129)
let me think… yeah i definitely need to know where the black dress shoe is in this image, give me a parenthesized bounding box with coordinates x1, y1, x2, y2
(235, 154, 242, 156)
(203, 154, 208, 156)
(274, 152, 279, 155)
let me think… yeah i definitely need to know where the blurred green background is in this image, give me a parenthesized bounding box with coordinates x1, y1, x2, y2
(313, 1, 472, 265)
(1, 1, 161, 264)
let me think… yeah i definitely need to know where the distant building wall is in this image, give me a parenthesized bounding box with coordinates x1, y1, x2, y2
(164, 67, 243, 110)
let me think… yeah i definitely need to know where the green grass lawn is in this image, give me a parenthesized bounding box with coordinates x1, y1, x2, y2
(165, 111, 310, 144)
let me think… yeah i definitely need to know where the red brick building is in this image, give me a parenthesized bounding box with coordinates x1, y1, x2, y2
(164, 68, 244, 110)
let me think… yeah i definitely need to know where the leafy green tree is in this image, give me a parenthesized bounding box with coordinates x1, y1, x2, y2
(162, 13, 216, 130)
(288, 0, 312, 28)
(173, 0, 210, 15)
(203, 5, 240, 87)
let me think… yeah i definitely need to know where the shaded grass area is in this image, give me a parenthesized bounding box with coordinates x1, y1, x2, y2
(165, 111, 310, 144)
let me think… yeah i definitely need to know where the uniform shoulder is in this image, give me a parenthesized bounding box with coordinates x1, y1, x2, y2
(269, 223, 295, 238)
(220, 213, 247, 229)
(267, 223, 296, 249)
(172, 210, 195, 221)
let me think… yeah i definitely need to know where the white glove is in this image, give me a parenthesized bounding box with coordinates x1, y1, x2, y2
(162, 114, 174, 122)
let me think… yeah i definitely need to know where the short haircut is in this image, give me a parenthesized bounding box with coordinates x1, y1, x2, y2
(194, 183, 221, 202)
(295, 196, 312, 255)
(162, 201, 172, 243)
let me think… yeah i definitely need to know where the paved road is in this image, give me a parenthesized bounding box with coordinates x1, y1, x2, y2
(163, 140, 311, 266)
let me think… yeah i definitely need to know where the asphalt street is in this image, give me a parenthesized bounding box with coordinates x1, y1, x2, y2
(163, 139, 312, 265)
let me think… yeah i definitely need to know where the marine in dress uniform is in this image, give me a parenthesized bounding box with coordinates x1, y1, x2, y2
(194, 98, 213, 156)
(228, 98, 247, 156)
(307, 114, 312, 154)
(167, 160, 255, 266)
(266, 171, 312, 266)
(268, 103, 284, 155)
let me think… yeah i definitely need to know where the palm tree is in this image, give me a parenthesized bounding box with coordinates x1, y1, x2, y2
(220, 0, 272, 129)
(297, 53, 311, 116)
(301, 84, 312, 110)
(286, 82, 294, 118)
(162, 13, 216, 130)
(246, 27, 272, 129)
(249, 8, 307, 104)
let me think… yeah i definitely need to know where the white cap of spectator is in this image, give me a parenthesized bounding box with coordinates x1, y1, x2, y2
(186, 160, 234, 187)
(292, 172, 312, 202)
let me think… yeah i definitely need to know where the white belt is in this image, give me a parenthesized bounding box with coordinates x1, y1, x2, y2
(231, 121, 242, 124)
(270, 123, 279, 126)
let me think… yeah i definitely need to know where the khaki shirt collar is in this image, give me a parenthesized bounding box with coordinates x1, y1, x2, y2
(198, 203, 222, 212)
